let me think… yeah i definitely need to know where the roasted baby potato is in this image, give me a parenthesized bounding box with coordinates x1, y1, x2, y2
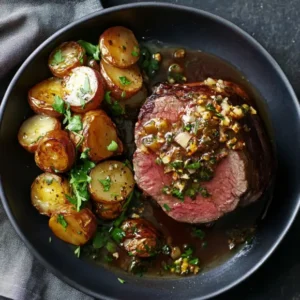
(100, 26, 140, 68)
(63, 66, 104, 113)
(100, 60, 142, 100)
(28, 77, 64, 117)
(31, 173, 72, 216)
(18, 115, 61, 152)
(79, 110, 123, 162)
(89, 160, 134, 203)
(35, 129, 76, 173)
(92, 200, 123, 220)
(121, 219, 159, 257)
(49, 208, 97, 246)
(48, 41, 86, 78)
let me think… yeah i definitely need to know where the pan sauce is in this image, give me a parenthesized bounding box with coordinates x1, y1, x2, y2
(82, 44, 269, 277)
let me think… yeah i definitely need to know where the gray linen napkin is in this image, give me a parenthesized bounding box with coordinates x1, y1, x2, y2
(0, 1, 102, 299)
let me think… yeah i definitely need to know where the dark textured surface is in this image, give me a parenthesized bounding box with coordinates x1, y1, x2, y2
(100, 1, 300, 300)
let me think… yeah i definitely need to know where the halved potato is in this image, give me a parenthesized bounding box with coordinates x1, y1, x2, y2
(100, 60, 142, 100)
(49, 208, 97, 246)
(48, 41, 86, 78)
(35, 129, 76, 173)
(31, 173, 72, 216)
(100, 26, 140, 68)
(89, 160, 134, 203)
(18, 115, 61, 152)
(92, 200, 123, 220)
(28, 77, 64, 117)
(80, 109, 123, 162)
(64, 66, 104, 113)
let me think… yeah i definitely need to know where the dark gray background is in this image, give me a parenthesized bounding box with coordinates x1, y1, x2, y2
(101, 1, 300, 300)
(1, 0, 299, 299)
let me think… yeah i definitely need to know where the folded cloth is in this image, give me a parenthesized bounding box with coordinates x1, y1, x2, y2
(0, 1, 102, 299)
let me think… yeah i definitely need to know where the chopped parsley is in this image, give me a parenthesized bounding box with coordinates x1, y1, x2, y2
(181, 248, 193, 258)
(189, 258, 199, 265)
(106, 241, 116, 253)
(80, 148, 90, 159)
(123, 159, 133, 171)
(52, 95, 65, 114)
(192, 227, 205, 239)
(104, 91, 125, 116)
(118, 278, 125, 284)
(205, 103, 215, 112)
(77, 40, 100, 60)
(51, 50, 64, 65)
(93, 229, 110, 249)
(199, 186, 211, 198)
(139, 47, 160, 77)
(107, 140, 118, 152)
(171, 188, 184, 201)
(74, 246, 81, 258)
(185, 161, 201, 169)
(111, 227, 125, 244)
(131, 46, 139, 57)
(98, 176, 111, 192)
(163, 203, 171, 212)
(119, 76, 131, 86)
(57, 214, 68, 231)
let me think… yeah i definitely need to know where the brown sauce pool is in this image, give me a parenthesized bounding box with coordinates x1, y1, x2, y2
(82, 43, 271, 277)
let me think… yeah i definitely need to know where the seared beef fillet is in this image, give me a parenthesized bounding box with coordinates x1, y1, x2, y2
(133, 81, 273, 223)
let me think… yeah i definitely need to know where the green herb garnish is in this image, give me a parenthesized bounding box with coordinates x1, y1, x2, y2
(52, 95, 65, 114)
(107, 140, 118, 152)
(98, 176, 111, 192)
(171, 188, 184, 201)
(163, 203, 171, 212)
(189, 258, 199, 265)
(192, 227, 205, 239)
(57, 214, 68, 231)
(111, 227, 125, 244)
(51, 50, 64, 65)
(185, 161, 201, 169)
(74, 246, 81, 258)
(104, 255, 113, 262)
(106, 241, 116, 253)
(131, 46, 139, 57)
(104, 91, 125, 116)
(45, 177, 53, 185)
(77, 40, 100, 60)
(119, 76, 131, 86)
(118, 278, 125, 284)
(199, 186, 211, 198)
(205, 103, 215, 112)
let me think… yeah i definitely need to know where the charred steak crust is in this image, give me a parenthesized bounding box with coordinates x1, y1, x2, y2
(133, 81, 273, 223)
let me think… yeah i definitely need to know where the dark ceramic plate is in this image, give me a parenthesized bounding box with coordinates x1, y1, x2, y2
(1, 3, 300, 300)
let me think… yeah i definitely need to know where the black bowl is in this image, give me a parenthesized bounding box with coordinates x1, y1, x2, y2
(1, 3, 300, 300)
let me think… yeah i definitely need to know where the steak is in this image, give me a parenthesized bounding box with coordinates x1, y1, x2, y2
(133, 81, 273, 223)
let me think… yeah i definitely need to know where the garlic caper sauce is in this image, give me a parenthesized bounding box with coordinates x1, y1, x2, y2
(84, 44, 262, 278)
(140, 78, 257, 201)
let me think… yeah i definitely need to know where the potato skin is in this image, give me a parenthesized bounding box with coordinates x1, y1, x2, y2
(18, 115, 61, 153)
(48, 41, 86, 78)
(80, 109, 123, 162)
(100, 60, 142, 100)
(28, 77, 64, 117)
(89, 160, 134, 203)
(35, 130, 76, 173)
(100, 26, 140, 68)
(63, 66, 104, 113)
(31, 173, 72, 216)
(121, 219, 159, 257)
(49, 208, 97, 246)
(92, 200, 123, 220)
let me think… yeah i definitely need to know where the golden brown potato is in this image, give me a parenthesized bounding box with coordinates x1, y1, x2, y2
(28, 77, 64, 117)
(100, 26, 140, 68)
(48, 41, 86, 78)
(100, 60, 142, 100)
(31, 173, 72, 216)
(80, 110, 123, 162)
(35, 130, 76, 173)
(49, 208, 97, 246)
(121, 219, 159, 257)
(89, 160, 134, 203)
(63, 66, 104, 113)
(18, 115, 61, 153)
(92, 200, 123, 220)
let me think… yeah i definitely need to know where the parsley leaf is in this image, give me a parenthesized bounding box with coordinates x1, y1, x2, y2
(52, 95, 65, 114)
(192, 227, 205, 239)
(104, 91, 125, 116)
(119, 76, 131, 85)
(80, 148, 90, 159)
(131, 46, 139, 57)
(118, 278, 125, 284)
(163, 203, 171, 212)
(181, 248, 193, 258)
(93, 229, 110, 249)
(185, 161, 201, 169)
(105, 91, 112, 104)
(77, 40, 100, 60)
(189, 258, 199, 265)
(57, 214, 68, 231)
(171, 188, 184, 200)
(111, 227, 125, 243)
(107, 140, 118, 152)
(66, 115, 82, 132)
(51, 50, 64, 65)
(99, 176, 111, 192)
(74, 246, 81, 258)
